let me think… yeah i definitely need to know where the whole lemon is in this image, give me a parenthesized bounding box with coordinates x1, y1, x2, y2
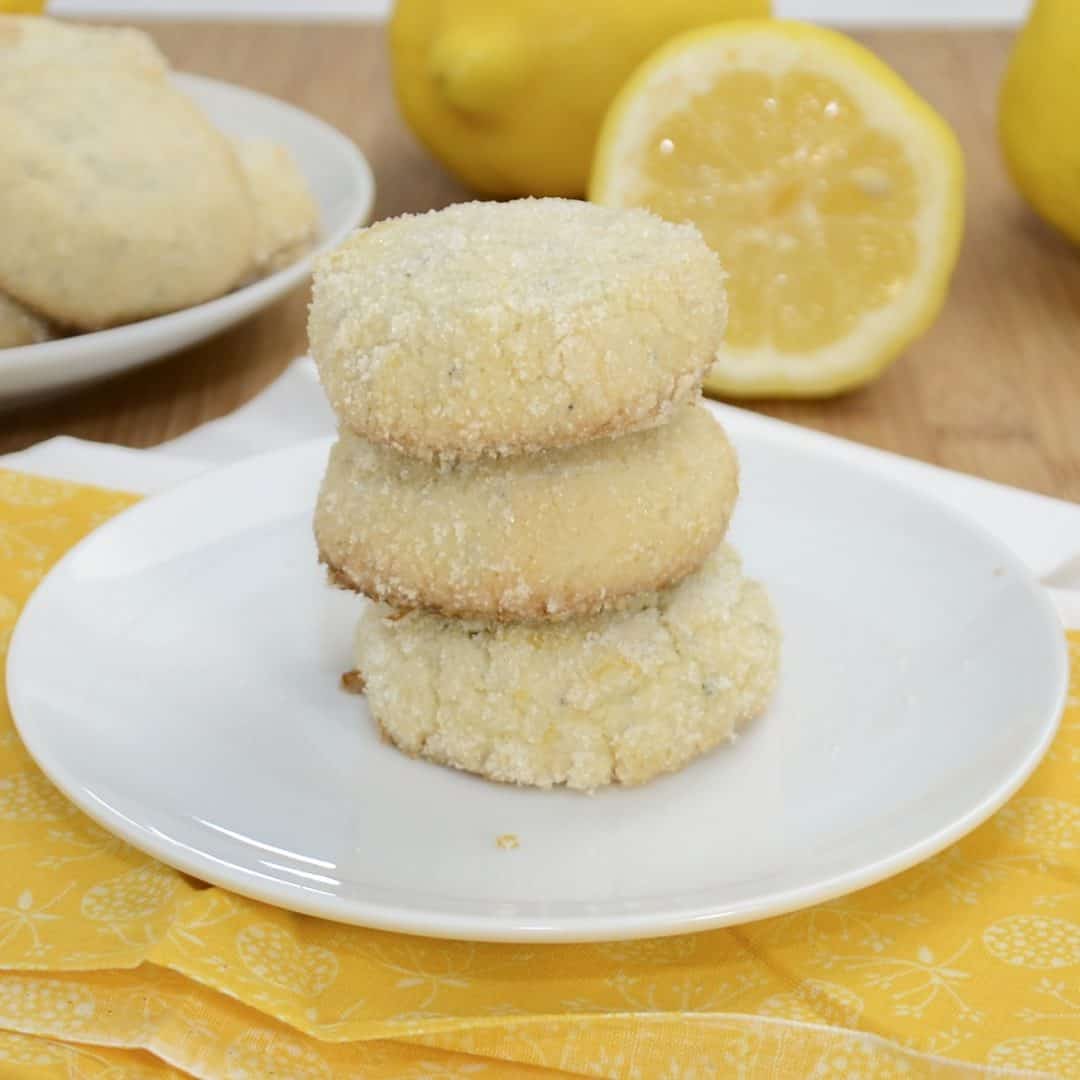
(1000, 0, 1080, 244)
(390, 0, 770, 198)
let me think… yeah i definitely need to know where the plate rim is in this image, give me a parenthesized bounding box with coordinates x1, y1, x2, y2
(6, 429, 1070, 942)
(0, 72, 375, 392)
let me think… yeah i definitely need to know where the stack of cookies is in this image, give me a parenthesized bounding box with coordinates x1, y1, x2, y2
(311, 199, 779, 791)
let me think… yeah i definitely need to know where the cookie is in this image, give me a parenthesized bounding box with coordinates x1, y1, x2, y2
(353, 544, 780, 790)
(0, 293, 52, 349)
(0, 23, 255, 329)
(0, 16, 166, 75)
(317, 401, 738, 621)
(309, 198, 726, 459)
(235, 137, 318, 276)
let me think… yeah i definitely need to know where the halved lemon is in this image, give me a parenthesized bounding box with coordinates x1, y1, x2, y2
(590, 21, 965, 397)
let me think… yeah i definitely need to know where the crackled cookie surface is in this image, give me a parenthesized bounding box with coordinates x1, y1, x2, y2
(354, 544, 780, 790)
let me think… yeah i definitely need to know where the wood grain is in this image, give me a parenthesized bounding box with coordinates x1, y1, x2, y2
(1, 22, 1077, 502)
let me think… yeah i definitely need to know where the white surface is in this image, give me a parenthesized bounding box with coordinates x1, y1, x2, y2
(50, 0, 1030, 24)
(6, 408, 1067, 941)
(0, 75, 373, 408)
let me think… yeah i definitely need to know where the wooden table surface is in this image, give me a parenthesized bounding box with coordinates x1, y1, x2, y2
(2, 22, 1078, 503)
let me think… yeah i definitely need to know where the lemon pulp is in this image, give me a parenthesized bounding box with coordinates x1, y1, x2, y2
(591, 23, 964, 397)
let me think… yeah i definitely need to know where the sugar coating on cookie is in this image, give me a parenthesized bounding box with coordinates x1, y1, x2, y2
(317, 401, 738, 621)
(309, 198, 727, 459)
(0, 24, 254, 329)
(235, 137, 319, 276)
(0, 293, 52, 349)
(354, 544, 780, 790)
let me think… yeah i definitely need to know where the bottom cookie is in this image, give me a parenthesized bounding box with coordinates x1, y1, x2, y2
(353, 544, 780, 791)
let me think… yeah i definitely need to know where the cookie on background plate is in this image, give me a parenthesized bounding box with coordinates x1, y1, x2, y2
(0, 293, 52, 349)
(0, 15, 166, 74)
(0, 17, 255, 329)
(235, 137, 319, 277)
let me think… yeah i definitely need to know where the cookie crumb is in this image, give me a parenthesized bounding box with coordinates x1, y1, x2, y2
(496, 834, 520, 850)
(341, 669, 366, 694)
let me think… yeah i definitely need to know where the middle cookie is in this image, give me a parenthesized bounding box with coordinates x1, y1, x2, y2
(316, 402, 738, 621)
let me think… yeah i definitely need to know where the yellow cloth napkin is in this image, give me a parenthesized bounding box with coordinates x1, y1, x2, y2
(0, 467, 1076, 1080)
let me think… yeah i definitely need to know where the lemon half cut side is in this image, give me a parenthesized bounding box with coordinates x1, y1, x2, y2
(591, 21, 965, 397)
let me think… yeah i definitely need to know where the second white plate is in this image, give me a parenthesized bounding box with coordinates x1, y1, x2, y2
(6, 409, 1068, 941)
(0, 73, 374, 405)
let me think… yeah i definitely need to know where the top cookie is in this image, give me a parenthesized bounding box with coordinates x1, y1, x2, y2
(309, 199, 726, 459)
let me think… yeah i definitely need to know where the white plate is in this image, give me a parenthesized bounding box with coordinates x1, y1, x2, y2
(0, 74, 374, 406)
(7, 411, 1068, 942)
